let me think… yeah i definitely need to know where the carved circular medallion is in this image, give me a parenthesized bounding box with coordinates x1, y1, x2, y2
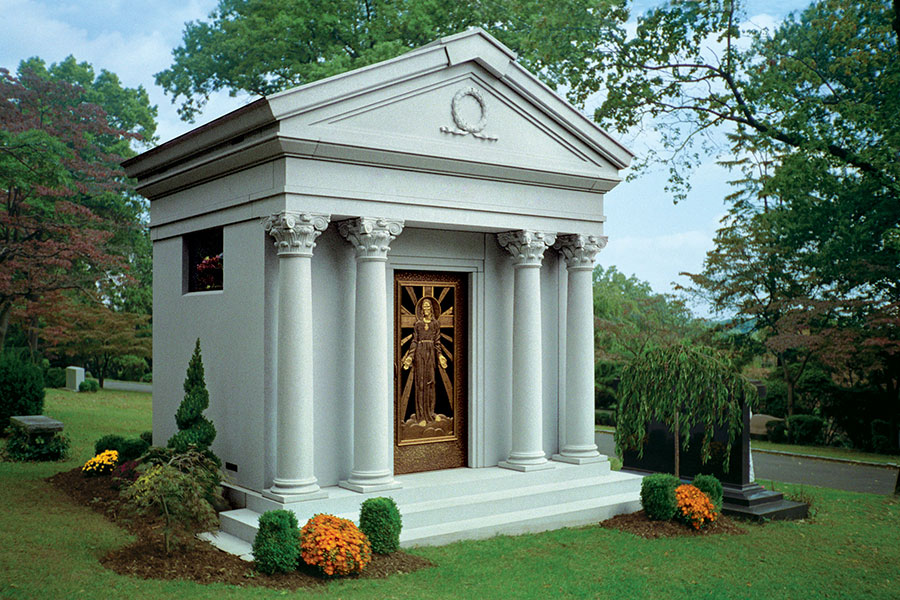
(451, 87, 487, 134)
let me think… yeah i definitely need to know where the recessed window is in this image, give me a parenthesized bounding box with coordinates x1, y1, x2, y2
(184, 227, 223, 293)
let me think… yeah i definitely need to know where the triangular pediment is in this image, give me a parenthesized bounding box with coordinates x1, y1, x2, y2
(125, 29, 632, 196)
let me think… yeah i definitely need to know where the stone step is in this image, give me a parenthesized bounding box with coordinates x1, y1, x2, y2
(399, 492, 642, 547)
(197, 530, 254, 561)
(242, 460, 613, 517)
(219, 466, 642, 550)
(398, 471, 639, 529)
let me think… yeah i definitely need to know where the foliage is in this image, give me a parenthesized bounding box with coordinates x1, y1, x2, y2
(82, 449, 119, 476)
(112, 459, 140, 483)
(79, 379, 99, 393)
(115, 354, 149, 382)
(300, 513, 371, 577)
(252, 510, 300, 575)
(359, 496, 402, 555)
(139, 430, 153, 445)
(95, 434, 149, 463)
(766, 420, 788, 443)
(44, 367, 66, 389)
(691, 474, 724, 512)
(592, 266, 702, 408)
(122, 451, 220, 554)
(94, 434, 126, 456)
(675, 484, 718, 530)
(168, 339, 216, 455)
(42, 296, 150, 388)
(639, 473, 680, 521)
(3, 425, 69, 461)
(786, 415, 825, 446)
(616, 343, 756, 477)
(156, 0, 628, 121)
(0, 352, 44, 430)
(0, 62, 140, 352)
(139, 446, 223, 505)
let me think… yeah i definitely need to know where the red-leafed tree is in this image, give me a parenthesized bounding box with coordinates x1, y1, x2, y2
(0, 63, 137, 350)
(38, 294, 151, 388)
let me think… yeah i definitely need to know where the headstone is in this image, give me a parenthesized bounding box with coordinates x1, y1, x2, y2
(622, 398, 809, 521)
(750, 413, 782, 439)
(10, 415, 64, 434)
(65, 366, 84, 392)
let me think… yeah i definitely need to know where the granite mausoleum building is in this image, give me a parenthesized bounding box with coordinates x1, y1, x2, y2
(124, 29, 643, 549)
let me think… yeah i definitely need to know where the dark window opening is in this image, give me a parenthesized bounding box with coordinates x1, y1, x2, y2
(185, 227, 223, 292)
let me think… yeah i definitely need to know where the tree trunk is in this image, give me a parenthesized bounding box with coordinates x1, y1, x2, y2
(674, 408, 681, 479)
(0, 302, 10, 352)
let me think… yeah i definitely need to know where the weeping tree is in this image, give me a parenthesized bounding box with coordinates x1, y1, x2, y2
(615, 343, 757, 479)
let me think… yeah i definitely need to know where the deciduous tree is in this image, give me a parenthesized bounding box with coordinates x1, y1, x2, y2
(157, 0, 628, 121)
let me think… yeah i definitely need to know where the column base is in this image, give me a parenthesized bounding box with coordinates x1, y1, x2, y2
(552, 452, 608, 465)
(339, 479, 403, 494)
(263, 487, 328, 504)
(499, 459, 555, 472)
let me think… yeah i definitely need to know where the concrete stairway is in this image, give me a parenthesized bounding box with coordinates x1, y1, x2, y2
(209, 461, 642, 556)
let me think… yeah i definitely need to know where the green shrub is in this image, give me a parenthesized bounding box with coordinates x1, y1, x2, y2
(44, 367, 67, 389)
(140, 372, 153, 383)
(0, 353, 45, 431)
(139, 430, 153, 445)
(3, 425, 70, 461)
(79, 379, 100, 393)
(359, 497, 402, 554)
(252, 510, 300, 574)
(122, 449, 222, 554)
(119, 438, 150, 462)
(168, 339, 217, 456)
(95, 434, 126, 456)
(787, 414, 825, 445)
(692, 474, 723, 512)
(115, 354, 148, 381)
(594, 409, 616, 427)
(766, 420, 787, 443)
(640, 473, 680, 520)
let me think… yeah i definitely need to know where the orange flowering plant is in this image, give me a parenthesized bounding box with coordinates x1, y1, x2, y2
(675, 484, 718, 530)
(300, 513, 371, 577)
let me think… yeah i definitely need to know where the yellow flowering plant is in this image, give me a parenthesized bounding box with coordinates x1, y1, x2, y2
(82, 449, 119, 477)
(675, 484, 718, 530)
(300, 513, 371, 577)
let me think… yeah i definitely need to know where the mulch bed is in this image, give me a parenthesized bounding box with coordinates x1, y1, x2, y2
(600, 509, 748, 539)
(46, 467, 435, 590)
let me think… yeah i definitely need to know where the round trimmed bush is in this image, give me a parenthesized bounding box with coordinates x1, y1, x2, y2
(44, 367, 67, 389)
(139, 430, 153, 445)
(0, 353, 45, 432)
(640, 473, 680, 520)
(119, 438, 150, 462)
(252, 510, 300, 574)
(787, 414, 825, 445)
(692, 474, 723, 512)
(95, 434, 126, 456)
(359, 496, 402, 554)
(79, 379, 100, 393)
(300, 514, 371, 576)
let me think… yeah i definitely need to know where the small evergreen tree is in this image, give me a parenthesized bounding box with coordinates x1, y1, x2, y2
(168, 339, 216, 454)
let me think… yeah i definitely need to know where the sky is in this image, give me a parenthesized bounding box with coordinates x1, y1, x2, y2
(2, 0, 813, 316)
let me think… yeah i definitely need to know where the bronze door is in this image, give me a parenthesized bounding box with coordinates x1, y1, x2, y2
(393, 271, 467, 474)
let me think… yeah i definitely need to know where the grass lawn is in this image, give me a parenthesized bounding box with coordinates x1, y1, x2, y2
(2, 389, 899, 599)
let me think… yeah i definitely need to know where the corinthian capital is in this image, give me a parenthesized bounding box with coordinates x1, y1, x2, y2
(555, 234, 607, 270)
(338, 217, 404, 261)
(497, 230, 556, 267)
(263, 212, 331, 256)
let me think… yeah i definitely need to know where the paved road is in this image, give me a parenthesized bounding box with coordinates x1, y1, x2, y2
(102, 380, 152, 393)
(595, 431, 898, 495)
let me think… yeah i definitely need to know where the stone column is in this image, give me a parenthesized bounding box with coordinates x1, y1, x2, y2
(497, 230, 556, 471)
(338, 217, 404, 492)
(263, 211, 330, 502)
(553, 234, 607, 464)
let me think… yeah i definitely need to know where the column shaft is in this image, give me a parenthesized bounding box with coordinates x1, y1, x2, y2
(497, 230, 556, 472)
(339, 217, 404, 493)
(263, 212, 330, 502)
(554, 234, 607, 464)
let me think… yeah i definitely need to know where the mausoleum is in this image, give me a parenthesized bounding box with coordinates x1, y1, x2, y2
(123, 28, 642, 549)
